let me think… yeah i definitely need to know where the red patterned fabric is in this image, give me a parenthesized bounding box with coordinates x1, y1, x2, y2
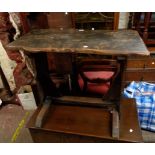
(83, 71, 114, 80)
(0, 13, 34, 90)
(13, 62, 33, 89)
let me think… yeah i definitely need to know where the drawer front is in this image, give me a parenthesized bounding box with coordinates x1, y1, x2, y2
(143, 70, 155, 81)
(123, 70, 155, 82)
(123, 71, 143, 81)
(145, 58, 155, 69)
(126, 59, 145, 69)
(126, 58, 155, 69)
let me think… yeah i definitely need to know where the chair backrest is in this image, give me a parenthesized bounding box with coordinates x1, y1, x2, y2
(78, 58, 120, 84)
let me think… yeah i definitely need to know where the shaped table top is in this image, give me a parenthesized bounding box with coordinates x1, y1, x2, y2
(7, 29, 149, 56)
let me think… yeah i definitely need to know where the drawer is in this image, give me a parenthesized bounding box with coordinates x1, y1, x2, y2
(126, 59, 145, 69)
(143, 70, 155, 81)
(145, 58, 155, 69)
(123, 70, 155, 82)
(126, 58, 155, 70)
(123, 71, 143, 81)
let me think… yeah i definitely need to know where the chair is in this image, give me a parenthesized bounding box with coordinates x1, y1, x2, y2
(78, 58, 120, 98)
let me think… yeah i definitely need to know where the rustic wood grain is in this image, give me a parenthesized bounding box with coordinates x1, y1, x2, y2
(27, 98, 143, 142)
(52, 96, 116, 108)
(119, 98, 143, 142)
(7, 29, 149, 56)
(112, 109, 119, 139)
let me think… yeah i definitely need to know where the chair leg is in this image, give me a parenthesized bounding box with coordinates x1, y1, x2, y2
(68, 74, 72, 92)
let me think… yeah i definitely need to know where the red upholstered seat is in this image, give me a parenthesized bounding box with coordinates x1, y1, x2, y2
(77, 58, 120, 97)
(78, 71, 114, 95)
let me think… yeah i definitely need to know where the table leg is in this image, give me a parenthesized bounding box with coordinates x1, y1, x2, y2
(112, 109, 119, 139)
(33, 52, 60, 97)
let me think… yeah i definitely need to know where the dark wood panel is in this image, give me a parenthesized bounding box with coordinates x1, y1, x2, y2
(145, 58, 155, 68)
(126, 58, 155, 69)
(129, 12, 155, 46)
(29, 129, 117, 143)
(52, 96, 116, 108)
(123, 70, 155, 82)
(113, 13, 120, 30)
(74, 12, 117, 30)
(119, 98, 143, 142)
(126, 59, 145, 69)
(28, 105, 112, 139)
(143, 70, 155, 81)
(27, 98, 143, 142)
(46, 13, 73, 29)
(123, 71, 143, 81)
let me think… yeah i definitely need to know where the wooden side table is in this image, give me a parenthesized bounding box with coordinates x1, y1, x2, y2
(7, 29, 149, 142)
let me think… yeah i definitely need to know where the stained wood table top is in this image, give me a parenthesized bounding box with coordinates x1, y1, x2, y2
(7, 29, 149, 56)
(27, 98, 143, 142)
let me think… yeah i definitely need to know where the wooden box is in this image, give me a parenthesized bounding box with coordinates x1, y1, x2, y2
(27, 99, 143, 143)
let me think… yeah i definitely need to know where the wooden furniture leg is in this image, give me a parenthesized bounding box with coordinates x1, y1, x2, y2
(33, 52, 60, 97)
(112, 108, 119, 139)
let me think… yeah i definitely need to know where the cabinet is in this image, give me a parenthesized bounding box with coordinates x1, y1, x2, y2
(122, 54, 155, 88)
(45, 12, 119, 30)
(128, 12, 155, 46)
(74, 12, 119, 30)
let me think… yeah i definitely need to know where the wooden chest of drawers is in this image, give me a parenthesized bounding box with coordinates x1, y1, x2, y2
(122, 54, 155, 88)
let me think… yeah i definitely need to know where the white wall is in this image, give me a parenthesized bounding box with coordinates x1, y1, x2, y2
(118, 12, 129, 29)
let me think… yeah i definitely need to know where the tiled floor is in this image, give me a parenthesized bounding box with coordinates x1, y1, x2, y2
(0, 103, 155, 143)
(0, 104, 33, 143)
